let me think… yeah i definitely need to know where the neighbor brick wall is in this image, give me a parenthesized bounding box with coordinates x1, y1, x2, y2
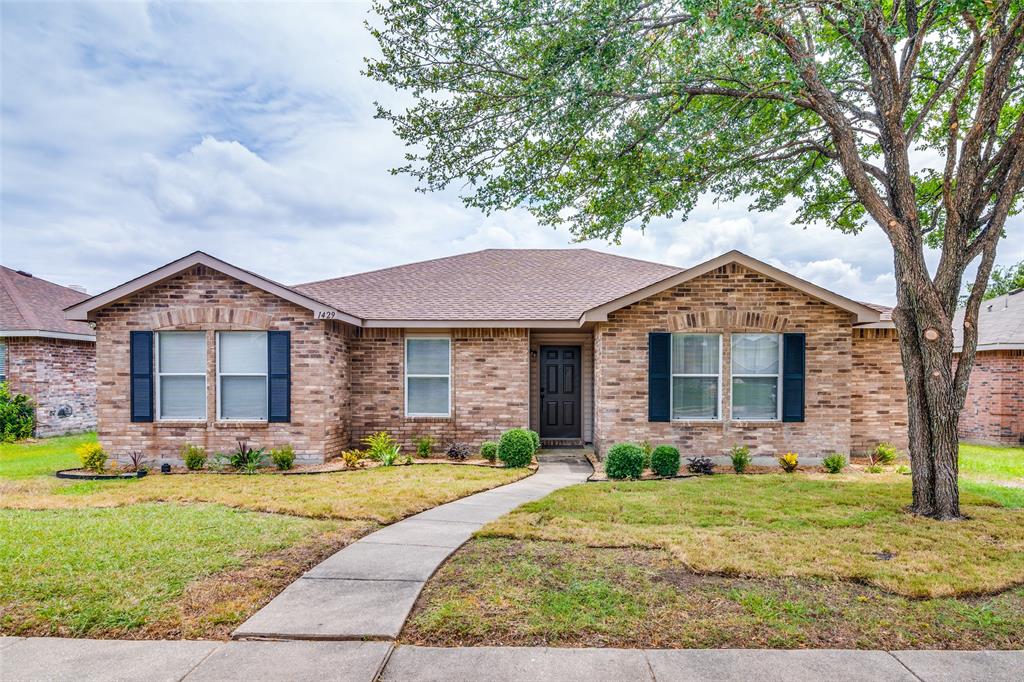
(93, 265, 345, 463)
(349, 328, 529, 452)
(593, 263, 857, 458)
(850, 328, 909, 454)
(957, 349, 1024, 445)
(4, 336, 96, 437)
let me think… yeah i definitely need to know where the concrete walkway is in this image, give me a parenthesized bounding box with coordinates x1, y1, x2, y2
(232, 457, 592, 640)
(3, 638, 1021, 681)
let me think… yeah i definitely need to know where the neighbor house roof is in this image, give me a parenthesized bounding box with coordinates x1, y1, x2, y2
(953, 289, 1024, 351)
(0, 266, 95, 341)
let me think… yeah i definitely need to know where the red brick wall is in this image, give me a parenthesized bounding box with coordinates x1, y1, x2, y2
(593, 263, 859, 458)
(349, 328, 529, 452)
(5, 336, 96, 437)
(850, 328, 909, 454)
(93, 265, 346, 463)
(958, 349, 1024, 445)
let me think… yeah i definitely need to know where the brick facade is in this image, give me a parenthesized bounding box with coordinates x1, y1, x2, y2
(957, 349, 1024, 445)
(349, 328, 529, 452)
(593, 263, 863, 458)
(850, 328, 909, 454)
(94, 265, 346, 463)
(4, 336, 96, 437)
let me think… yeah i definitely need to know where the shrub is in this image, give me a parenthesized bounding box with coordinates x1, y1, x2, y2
(181, 443, 207, 471)
(604, 443, 645, 480)
(446, 442, 470, 461)
(0, 382, 35, 442)
(341, 450, 364, 468)
(822, 453, 847, 474)
(778, 452, 799, 473)
(414, 435, 436, 458)
(480, 440, 498, 463)
(363, 431, 399, 459)
(650, 445, 681, 477)
(498, 428, 535, 468)
(866, 463, 884, 474)
(231, 440, 265, 474)
(376, 444, 401, 466)
(872, 442, 898, 465)
(209, 452, 230, 471)
(729, 445, 752, 474)
(686, 456, 715, 475)
(896, 464, 911, 475)
(527, 429, 541, 453)
(271, 444, 296, 471)
(640, 440, 654, 469)
(77, 442, 107, 473)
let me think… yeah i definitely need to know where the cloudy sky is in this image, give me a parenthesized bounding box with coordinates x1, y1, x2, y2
(2, 2, 1020, 305)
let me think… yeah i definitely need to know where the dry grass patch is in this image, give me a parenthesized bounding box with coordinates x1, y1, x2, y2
(1, 464, 529, 523)
(479, 474, 1024, 598)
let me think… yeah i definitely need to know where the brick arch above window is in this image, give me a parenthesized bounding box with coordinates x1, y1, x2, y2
(667, 309, 789, 333)
(150, 306, 273, 330)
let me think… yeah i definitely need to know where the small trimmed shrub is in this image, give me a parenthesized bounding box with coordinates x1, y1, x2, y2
(271, 444, 296, 471)
(498, 428, 535, 468)
(650, 445, 681, 477)
(527, 429, 541, 453)
(604, 443, 646, 480)
(729, 445, 752, 474)
(0, 382, 35, 442)
(822, 453, 847, 474)
(341, 450, 364, 468)
(686, 456, 714, 475)
(77, 442, 107, 473)
(446, 442, 470, 461)
(181, 443, 207, 471)
(872, 442, 898, 465)
(414, 435, 436, 458)
(480, 440, 498, 463)
(778, 452, 799, 473)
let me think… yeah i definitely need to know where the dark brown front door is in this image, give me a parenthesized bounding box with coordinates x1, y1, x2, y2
(539, 346, 581, 439)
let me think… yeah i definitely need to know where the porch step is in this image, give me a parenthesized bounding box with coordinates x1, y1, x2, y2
(540, 439, 585, 448)
(536, 448, 592, 465)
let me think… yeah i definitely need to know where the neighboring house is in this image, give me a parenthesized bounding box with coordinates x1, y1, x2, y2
(1, 266, 97, 436)
(65, 249, 907, 463)
(954, 290, 1024, 445)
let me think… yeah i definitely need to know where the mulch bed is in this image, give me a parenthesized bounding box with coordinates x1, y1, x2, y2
(58, 458, 537, 478)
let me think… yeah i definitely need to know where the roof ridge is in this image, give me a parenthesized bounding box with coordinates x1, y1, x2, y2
(0, 265, 43, 329)
(293, 249, 493, 288)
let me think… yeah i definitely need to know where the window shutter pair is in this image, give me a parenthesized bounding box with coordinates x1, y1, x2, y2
(129, 330, 291, 422)
(646, 332, 805, 422)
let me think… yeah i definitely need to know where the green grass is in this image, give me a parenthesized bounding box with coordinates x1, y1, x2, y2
(0, 503, 339, 637)
(960, 443, 1024, 484)
(0, 432, 95, 479)
(404, 538, 1024, 649)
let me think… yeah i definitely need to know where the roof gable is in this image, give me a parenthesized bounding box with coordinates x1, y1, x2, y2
(64, 252, 359, 324)
(0, 266, 95, 340)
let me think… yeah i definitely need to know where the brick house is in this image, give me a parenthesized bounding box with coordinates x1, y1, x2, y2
(65, 249, 908, 463)
(954, 290, 1023, 445)
(1, 266, 97, 436)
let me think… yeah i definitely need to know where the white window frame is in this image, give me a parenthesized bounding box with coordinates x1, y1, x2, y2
(155, 331, 207, 422)
(730, 333, 784, 422)
(0, 340, 6, 383)
(404, 336, 452, 418)
(216, 332, 268, 422)
(670, 333, 722, 421)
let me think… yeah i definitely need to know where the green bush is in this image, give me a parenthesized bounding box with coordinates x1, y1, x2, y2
(866, 463, 884, 474)
(181, 443, 207, 471)
(480, 440, 498, 462)
(231, 440, 265, 474)
(498, 428, 535, 468)
(872, 442, 898, 465)
(640, 440, 654, 469)
(77, 442, 107, 473)
(822, 453, 847, 474)
(271, 444, 296, 471)
(650, 445, 680, 477)
(414, 435, 436, 457)
(729, 445, 752, 474)
(0, 382, 35, 442)
(604, 443, 645, 480)
(527, 429, 541, 452)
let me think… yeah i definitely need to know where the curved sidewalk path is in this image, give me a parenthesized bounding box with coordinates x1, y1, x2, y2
(232, 457, 592, 641)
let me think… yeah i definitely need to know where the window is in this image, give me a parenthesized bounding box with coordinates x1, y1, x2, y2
(671, 333, 721, 420)
(217, 332, 268, 420)
(0, 340, 6, 383)
(731, 333, 782, 420)
(405, 337, 450, 416)
(156, 332, 206, 420)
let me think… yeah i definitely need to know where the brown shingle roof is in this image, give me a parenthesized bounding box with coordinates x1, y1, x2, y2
(0, 266, 94, 338)
(294, 249, 685, 321)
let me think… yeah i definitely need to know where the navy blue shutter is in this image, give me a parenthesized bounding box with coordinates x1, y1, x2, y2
(267, 331, 291, 423)
(130, 331, 154, 422)
(782, 333, 806, 422)
(648, 332, 671, 422)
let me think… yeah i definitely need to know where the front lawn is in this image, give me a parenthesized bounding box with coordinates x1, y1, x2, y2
(959, 443, 1024, 485)
(0, 432, 93, 478)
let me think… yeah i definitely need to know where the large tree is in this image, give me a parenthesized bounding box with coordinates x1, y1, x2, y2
(367, 0, 1024, 519)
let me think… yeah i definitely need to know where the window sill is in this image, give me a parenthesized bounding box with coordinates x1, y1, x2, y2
(155, 420, 207, 428)
(404, 415, 453, 422)
(214, 421, 270, 428)
(729, 420, 783, 427)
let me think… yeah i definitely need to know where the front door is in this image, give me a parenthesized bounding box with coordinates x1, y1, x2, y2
(539, 346, 581, 439)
